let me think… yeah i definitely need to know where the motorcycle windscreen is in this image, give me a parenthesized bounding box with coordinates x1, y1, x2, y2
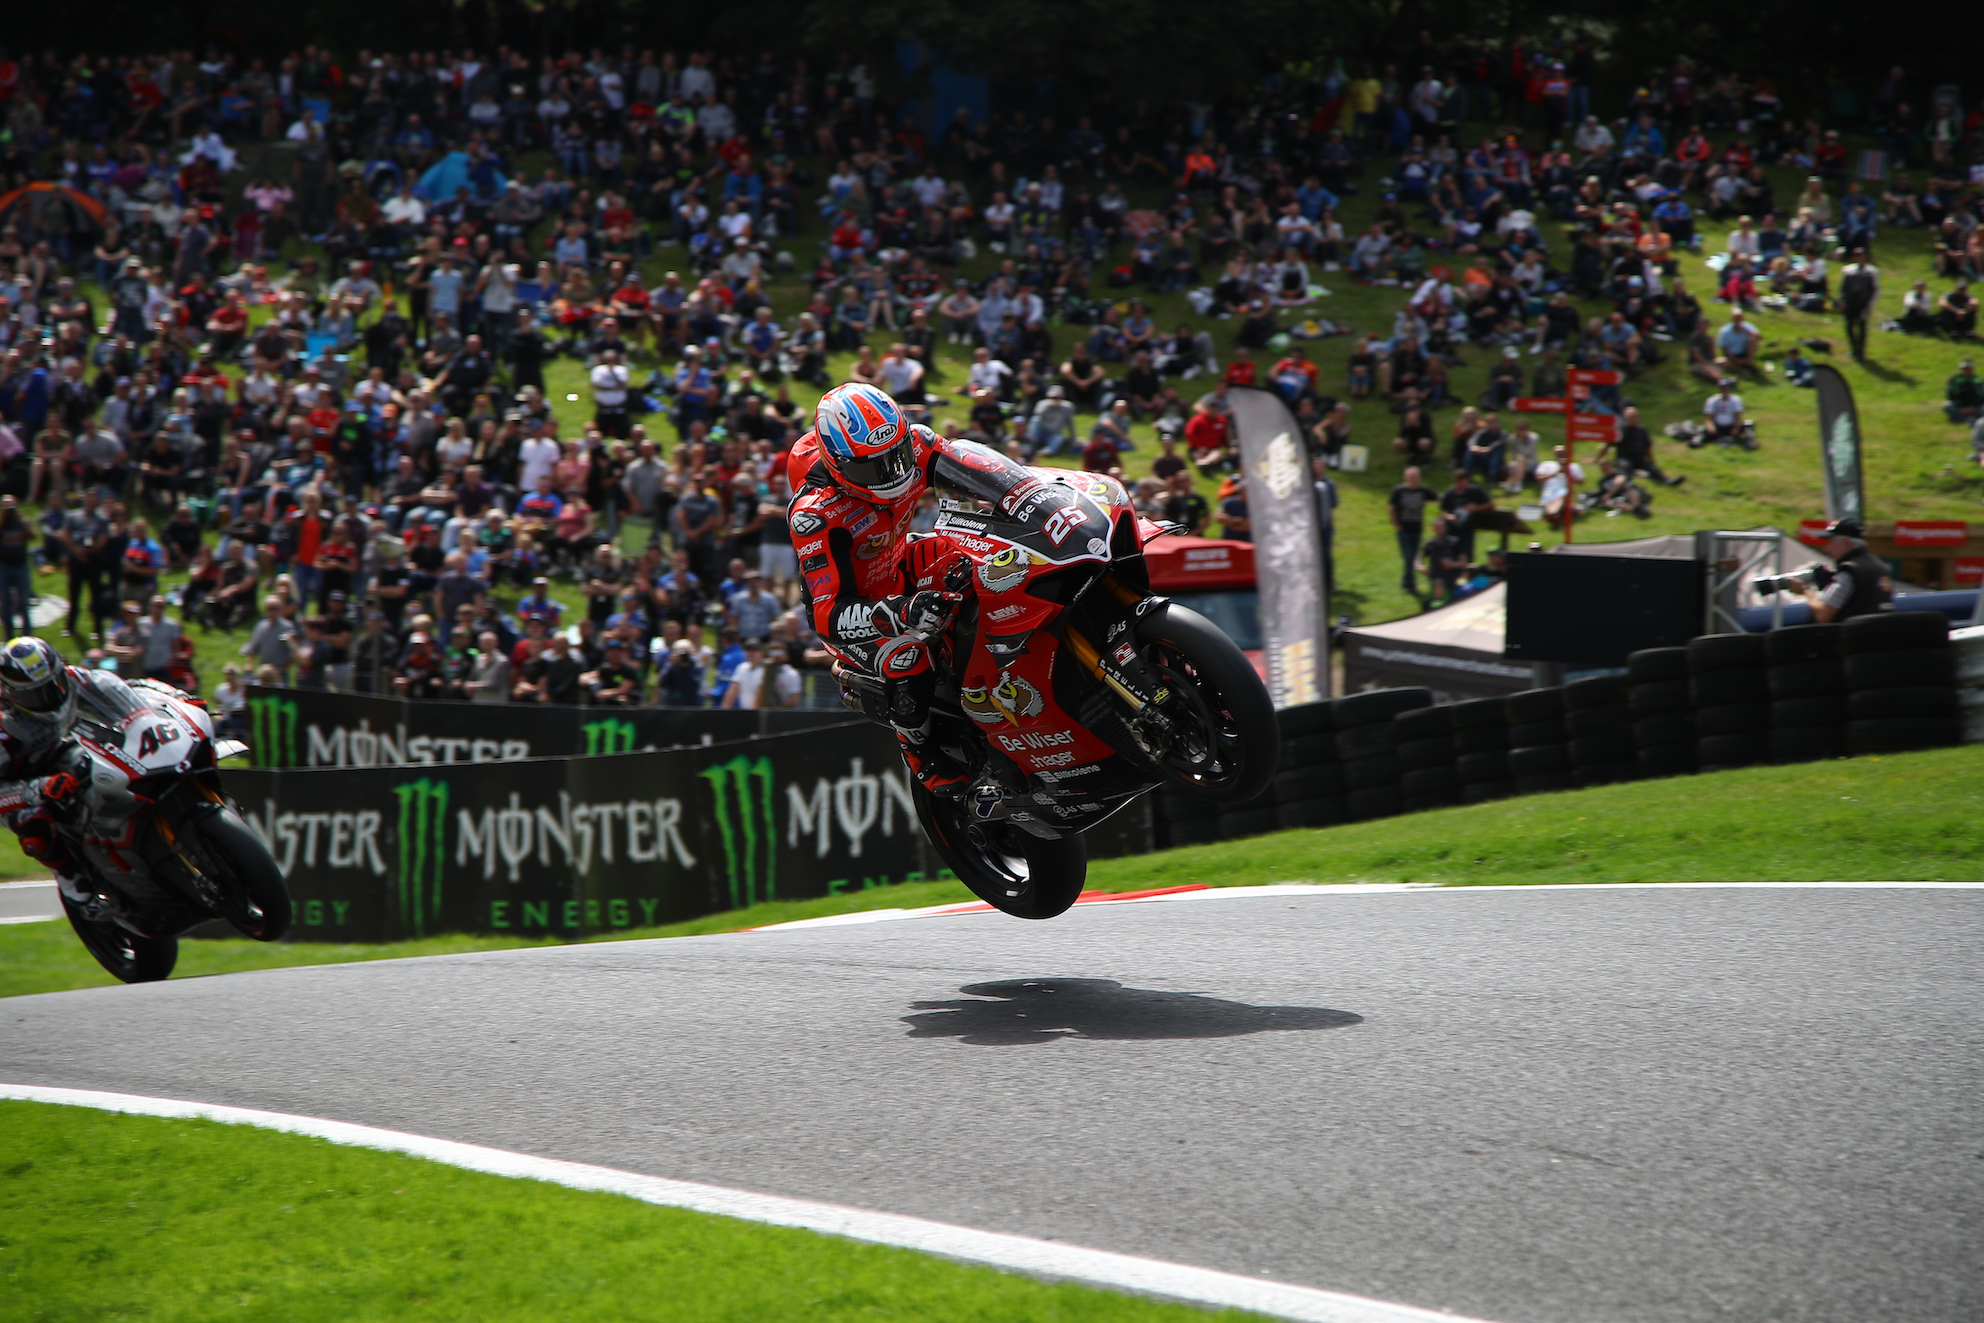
(932, 443, 1113, 565)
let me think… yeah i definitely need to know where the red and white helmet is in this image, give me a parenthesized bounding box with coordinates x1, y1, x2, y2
(814, 383, 919, 503)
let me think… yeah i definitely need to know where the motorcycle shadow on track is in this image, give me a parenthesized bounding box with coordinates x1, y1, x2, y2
(902, 978, 1363, 1046)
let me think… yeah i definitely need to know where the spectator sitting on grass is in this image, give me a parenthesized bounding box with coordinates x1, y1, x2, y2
(1716, 311, 1761, 376)
(1028, 386, 1079, 456)
(1947, 360, 1984, 423)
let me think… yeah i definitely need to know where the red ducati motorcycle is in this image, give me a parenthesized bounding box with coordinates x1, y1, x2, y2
(837, 441, 1277, 918)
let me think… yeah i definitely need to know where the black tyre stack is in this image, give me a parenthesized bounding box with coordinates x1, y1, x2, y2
(1271, 701, 1347, 830)
(1504, 687, 1571, 795)
(1627, 646, 1695, 779)
(1335, 687, 1434, 821)
(1563, 675, 1636, 787)
(1765, 624, 1846, 763)
(1841, 612, 1958, 754)
(1452, 698, 1515, 803)
(1157, 781, 1221, 847)
(1687, 632, 1770, 771)
(1956, 627, 1984, 744)
(1395, 704, 1460, 812)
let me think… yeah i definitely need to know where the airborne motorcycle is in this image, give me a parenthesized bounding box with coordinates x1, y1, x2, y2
(836, 441, 1278, 918)
(45, 672, 290, 982)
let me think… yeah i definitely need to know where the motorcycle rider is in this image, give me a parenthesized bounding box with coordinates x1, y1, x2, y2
(0, 637, 95, 899)
(788, 383, 973, 795)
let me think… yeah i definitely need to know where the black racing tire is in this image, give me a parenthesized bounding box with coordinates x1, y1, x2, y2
(1397, 736, 1456, 771)
(1399, 765, 1459, 796)
(1629, 680, 1691, 716)
(1449, 697, 1509, 728)
(1395, 706, 1453, 741)
(1277, 702, 1335, 738)
(62, 896, 179, 984)
(1693, 702, 1769, 736)
(1515, 772, 1574, 795)
(1568, 733, 1636, 766)
(1840, 611, 1949, 654)
(1764, 623, 1842, 665)
(1633, 713, 1695, 747)
(1565, 705, 1631, 737)
(1504, 687, 1564, 723)
(1455, 750, 1510, 782)
(1698, 734, 1769, 770)
(1333, 687, 1433, 729)
(1687, 632, 1768, 671)
(1508, 718, 1566, 747)
(1335, 723, 1399, 760)
(1274, 765, 1345, 801)
(1342, 753, 1400, 790)
(1454, 723, 1509, 754)
(1460, 779, 1518, 804)
(1771, 726, 1843, 764)
(1847, 687, 1959, 721)
(1690, 667, 1769, 706)
(1136, 604, 1280, 805)
(1563, 674, 1629, 709)
(1346, 785, 1403, 821)
(1402, 791, 1462, 813)
(1572, 761, 1637, 787)
(1627, 646, 1690, 683)
(1281, 733, 1336, 768)
(1217, 807, 1281, 839)
(1507, 744, 1569, 776)
(914, 784, 1089, 919)
(1846, 717, 1961, 755)
(1843, 648, 1955, 691)
(1275, 796, 1348, 830)
(1770, 696, 1848, 728)
(1769, 660, 1847, 698)
(197, 808, 292, 942)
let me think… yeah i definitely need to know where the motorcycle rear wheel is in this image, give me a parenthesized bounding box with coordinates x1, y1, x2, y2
(62, 895, 178, 984)
(1137, 604, 1279, 805)
(912, 783, 1088, 919)
(195, 808, 293, 942)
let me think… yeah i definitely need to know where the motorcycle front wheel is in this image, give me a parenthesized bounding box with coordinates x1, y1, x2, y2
(912, 783, 1088, 919)
(195, 807, 292, 942)
(1136, 604, 1280, 805)
(62, 895, 178, 984)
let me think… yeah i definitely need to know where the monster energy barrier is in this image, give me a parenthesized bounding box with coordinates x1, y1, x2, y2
(227, 717, 1155, 943)
(244, 686, 846, 768)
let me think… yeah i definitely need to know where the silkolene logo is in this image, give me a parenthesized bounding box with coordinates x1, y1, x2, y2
(996, 729, 1076, 752)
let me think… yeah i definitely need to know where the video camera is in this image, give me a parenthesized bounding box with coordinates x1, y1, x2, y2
(1751, 562, 1835, 597)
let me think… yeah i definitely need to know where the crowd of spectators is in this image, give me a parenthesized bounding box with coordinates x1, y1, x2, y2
(0, 40, 1978, 710)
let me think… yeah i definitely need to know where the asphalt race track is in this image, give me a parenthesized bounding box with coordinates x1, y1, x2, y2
(4, 884, 1980, 1323)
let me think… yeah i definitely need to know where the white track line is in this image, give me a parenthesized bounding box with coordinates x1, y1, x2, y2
(749, 880, 1984, 931)
(1, 1084, 1492, 1323)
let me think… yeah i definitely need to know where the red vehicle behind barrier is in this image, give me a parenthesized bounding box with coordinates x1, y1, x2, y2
(1141, 534, 1268, 680)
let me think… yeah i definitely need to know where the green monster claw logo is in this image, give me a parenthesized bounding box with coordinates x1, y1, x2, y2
(248, 696, 299, 768)
(582, 718, 637, 756)
(392, 778, 449, 938)
(698, 755, 776, 909)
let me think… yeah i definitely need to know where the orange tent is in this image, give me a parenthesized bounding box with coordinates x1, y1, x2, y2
(0, 182, 111, 237)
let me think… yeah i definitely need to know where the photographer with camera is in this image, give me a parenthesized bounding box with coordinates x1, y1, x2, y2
(1759, 519, 1892, 623)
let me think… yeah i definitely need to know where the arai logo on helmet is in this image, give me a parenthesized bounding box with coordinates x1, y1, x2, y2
(6, 640, 52, 683)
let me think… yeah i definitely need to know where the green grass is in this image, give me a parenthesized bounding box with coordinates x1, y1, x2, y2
(0, 1101, 1261, 1323)
(5, 746, 1978, 1000)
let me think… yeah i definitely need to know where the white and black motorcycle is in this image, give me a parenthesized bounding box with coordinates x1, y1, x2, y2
(47, 672, 290, 983)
